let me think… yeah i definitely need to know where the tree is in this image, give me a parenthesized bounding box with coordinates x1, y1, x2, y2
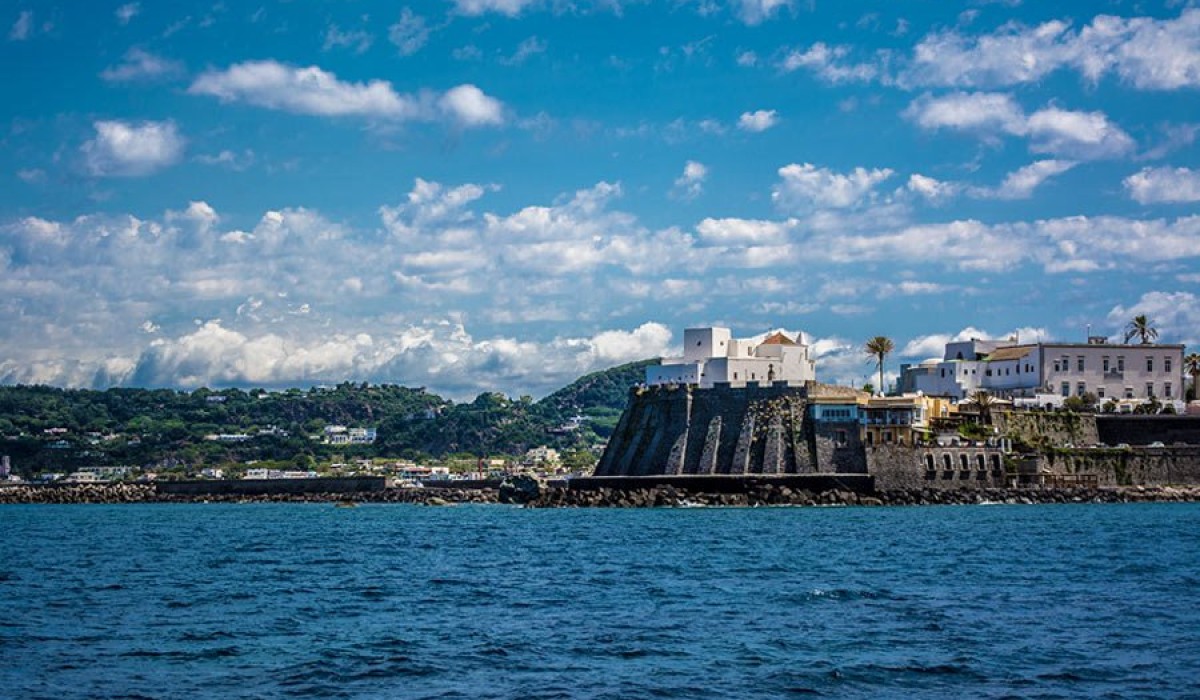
(1185, 353, 1200, 401)
(864, 336, 894, 396)
(1124, 314, 1159, 344)
(965, 389, 995, 424)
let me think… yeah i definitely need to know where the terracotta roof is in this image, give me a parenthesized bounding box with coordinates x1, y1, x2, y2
(985, 345, 1035, 361)
(759, 331, 797, 346)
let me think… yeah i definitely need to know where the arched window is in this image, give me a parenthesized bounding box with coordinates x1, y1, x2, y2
(976, 454, 986, 470)
(960, 454, 969, 470)
(942, 454, 952, 470)
(925, 454, 935, 470)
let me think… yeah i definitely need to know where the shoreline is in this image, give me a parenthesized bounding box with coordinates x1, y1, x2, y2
(2, 482, 1199, 507)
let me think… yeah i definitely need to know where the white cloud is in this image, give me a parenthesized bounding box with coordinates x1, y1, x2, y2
(734, 0, 792, 26)
(773, 163, 894, 211)
(452, 0, 537, 17)
(1106, 291, 1199, 345)
(189, 61, 418, 119)
(17, 168, 46, 184)
(975, 160, 1077, 200)
(779, 42, 878, 83)
(100, 48, 184, 82)
(1124, 167, 1200, 204)
(501, 36, 547, 66)
(8, 10, 32, 41)
(115, 3, 139, 25)
(388, 9, 428, 56)
(671, 160, 707, 200)
(695, 217, 791, 245)
(736, 50, 758, 67)
(1025, 107, 1134, 159)
(439, 84, 505, 127)
(906, 173, 960, 202)
(323, 25, 373, 54)
(81, 120, 185, 177)
(900, 9, 1200, 91)
(903, 92, 1025, 134)
(194, 149, 255, 171)
(905, 92, 1134, 159)
(737, 109, 778, 132)
(189, 61, 506, 128)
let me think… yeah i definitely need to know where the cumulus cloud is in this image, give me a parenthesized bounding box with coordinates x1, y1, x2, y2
(81, 120, 185, 177)
(901, 9, 1200, 90)
(905, 92, 1134, 159)
(438, 84, 505, 127)
(737, 109, 778, 132)
(190, 61, 419, 118)
(907, 174, 961, 203)
(189, 61, 506, 127)
(1124, 167, 1200, 204)
(772, 163, 894, 211)
(1106, 291, 1199, 345)
(900, 326, 1047, 359)
(974, 160, 1077, 200)
(100, 48, 185, 82)
(671, 160, 707, 200)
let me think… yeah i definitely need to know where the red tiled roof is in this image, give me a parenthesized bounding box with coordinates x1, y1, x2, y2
(760, 331, 796, 346)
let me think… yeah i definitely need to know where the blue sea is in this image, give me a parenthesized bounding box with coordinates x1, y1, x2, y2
(1, 503, 1198, 699)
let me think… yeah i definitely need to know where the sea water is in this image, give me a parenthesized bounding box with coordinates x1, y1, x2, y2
(1, 502, 1198, 699)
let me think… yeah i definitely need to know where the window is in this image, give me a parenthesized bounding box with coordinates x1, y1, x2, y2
(1165, 357, 1172, 373)
(1164, 383, 1172, 398)
(926, 455, 935, 470)
(1117, 356, 1125, 372)
(836, 430, 847, 446)
(883, 431, 893, 444)
(1077, 356, 1085, 371)
(1097, 387, 1106, 398)
(1125, 387, 1134, 399)
(943, 454, 952, 470)
(1147, 357, 1154, 372)
(960, 455, 970, 470)
(1006, 368, 1010, 376)
(1062, 356, 1070, 371)
(1103, 356, 1110, 372)
(1061, 382, 1070, 397)
(1077, 382, 1087, 396)
(1146, 383, 1154, 398)
(940, 368, 945, 378)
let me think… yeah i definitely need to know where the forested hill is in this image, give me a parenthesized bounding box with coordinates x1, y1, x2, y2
(0, 359, 659, 476)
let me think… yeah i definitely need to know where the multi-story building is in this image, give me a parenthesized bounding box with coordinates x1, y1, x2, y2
(900, 336, 1185, 404)
(647, 327, 816, 388)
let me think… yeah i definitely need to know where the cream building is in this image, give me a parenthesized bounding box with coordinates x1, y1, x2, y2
(647, 327, 817, 388)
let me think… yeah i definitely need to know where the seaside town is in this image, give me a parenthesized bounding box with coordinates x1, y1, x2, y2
(2, 316, 1198, 501)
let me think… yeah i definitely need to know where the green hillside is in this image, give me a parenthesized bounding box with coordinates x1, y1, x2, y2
(0, 360, 658, 477)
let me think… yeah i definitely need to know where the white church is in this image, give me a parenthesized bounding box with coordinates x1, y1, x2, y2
(646, 327, 817, 388)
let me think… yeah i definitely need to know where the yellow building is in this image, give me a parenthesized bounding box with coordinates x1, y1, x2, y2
(860, 394, 955, 446)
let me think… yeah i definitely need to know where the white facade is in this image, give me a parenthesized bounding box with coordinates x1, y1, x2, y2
(901, 338, 1185, 404)
(647, 327, 817, 388)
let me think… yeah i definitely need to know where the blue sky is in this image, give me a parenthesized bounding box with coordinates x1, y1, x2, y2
(2, 0, 1199, 399)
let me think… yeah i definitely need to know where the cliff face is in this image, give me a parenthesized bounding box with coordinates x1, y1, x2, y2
(595, 383, 865, 476)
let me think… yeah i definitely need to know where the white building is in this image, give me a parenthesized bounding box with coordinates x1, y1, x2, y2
(647, 327, 817, 388)
(901, 337, 1185, 405)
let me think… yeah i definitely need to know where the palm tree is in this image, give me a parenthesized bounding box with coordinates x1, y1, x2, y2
(1124, 314, 1159, 344)
(864, 336, 894, 396)
(1186, 353, 1200, 401)
(966, 389, 995, 425)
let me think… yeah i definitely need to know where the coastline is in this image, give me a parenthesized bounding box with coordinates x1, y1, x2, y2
(2, 482, 1199, 507)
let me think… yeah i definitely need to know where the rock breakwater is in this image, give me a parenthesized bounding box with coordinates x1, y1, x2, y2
(0, 484, 500, 505)
(524, 483, 1200, 508)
